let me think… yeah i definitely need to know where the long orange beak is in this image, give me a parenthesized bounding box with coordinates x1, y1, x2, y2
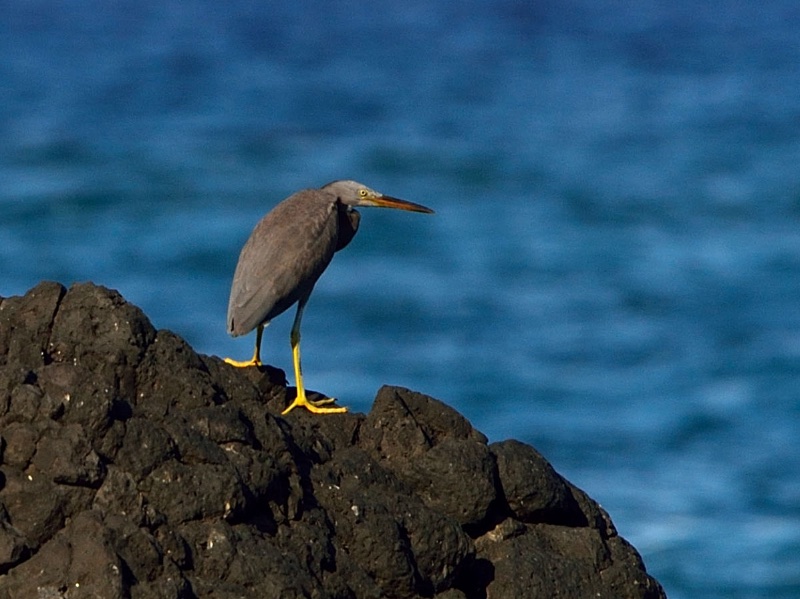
(368, 195, 435, 214)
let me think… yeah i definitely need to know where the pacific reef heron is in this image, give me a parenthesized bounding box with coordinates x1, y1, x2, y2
(225, 180, 434, 415)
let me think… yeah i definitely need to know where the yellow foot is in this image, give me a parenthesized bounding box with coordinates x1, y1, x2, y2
(282, 394, 348, 415)
(224, 356, 262, 368)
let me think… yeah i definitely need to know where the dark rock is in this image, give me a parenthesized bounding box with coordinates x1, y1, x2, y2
(360, 387, 501, 533)
(492, 439, 584, 525)
(0, 510, 128, 599)
(31, 422, 105, 486)
(0, 281, 65, 369)
(0, 282, 666, 599)
(312, 446, 473, 596)
(0, 504, 29, 575)
(470, 521, 667, 599)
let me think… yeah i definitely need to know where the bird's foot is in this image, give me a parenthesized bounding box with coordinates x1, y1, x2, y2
(224, 356, 263, 368)
(282, 393, 347, 415)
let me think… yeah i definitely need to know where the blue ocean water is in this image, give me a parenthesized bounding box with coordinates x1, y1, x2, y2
(2, 1, 800, 596)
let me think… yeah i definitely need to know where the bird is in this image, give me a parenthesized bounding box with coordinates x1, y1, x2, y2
(225, 180, 434, 415)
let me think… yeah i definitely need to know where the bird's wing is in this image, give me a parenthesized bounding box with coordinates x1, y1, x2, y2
(227, 192, 340, 336)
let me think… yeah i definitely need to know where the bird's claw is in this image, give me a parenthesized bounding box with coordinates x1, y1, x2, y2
(309, 397, 337, 406)
(282, 394, 347, 415)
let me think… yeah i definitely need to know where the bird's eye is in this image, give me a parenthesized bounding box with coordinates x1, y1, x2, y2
(359, 189, 368, 197)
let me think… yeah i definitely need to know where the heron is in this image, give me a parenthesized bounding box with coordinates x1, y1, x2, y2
(225, 180, 434, 415)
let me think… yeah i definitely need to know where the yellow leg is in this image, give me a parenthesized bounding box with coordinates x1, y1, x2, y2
(281, 302, 347, 415)
(225, 324, 264, 367)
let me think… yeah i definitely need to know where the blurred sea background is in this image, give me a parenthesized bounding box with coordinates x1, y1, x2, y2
(2, 1, 800, 596)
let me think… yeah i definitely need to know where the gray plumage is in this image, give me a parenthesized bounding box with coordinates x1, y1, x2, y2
(227, 180, 431, 338)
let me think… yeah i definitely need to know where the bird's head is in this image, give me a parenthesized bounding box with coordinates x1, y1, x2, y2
(321, 180, 434, 213)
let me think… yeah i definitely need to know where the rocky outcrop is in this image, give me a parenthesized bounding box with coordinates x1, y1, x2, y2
(0, 281, 666, 598)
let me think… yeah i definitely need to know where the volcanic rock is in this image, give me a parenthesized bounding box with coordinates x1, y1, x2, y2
(0, 281, 666, 598)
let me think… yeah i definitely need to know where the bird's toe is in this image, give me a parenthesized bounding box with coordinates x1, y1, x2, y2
(224, 356, 263, 368)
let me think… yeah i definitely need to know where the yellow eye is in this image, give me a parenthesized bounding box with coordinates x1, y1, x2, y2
(359, 188, 368, 197)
